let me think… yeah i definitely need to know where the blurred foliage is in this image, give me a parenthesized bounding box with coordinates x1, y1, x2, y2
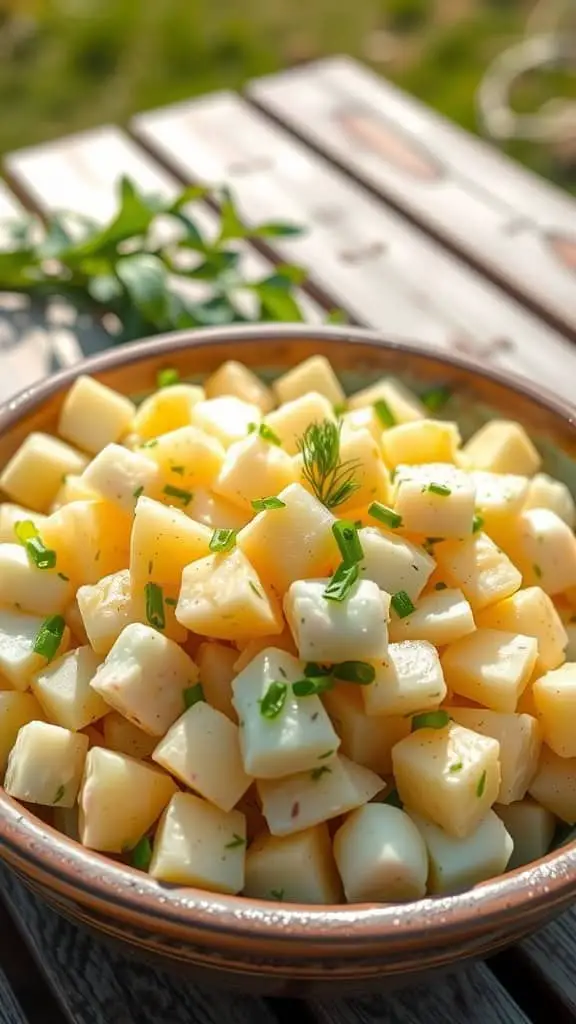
(0, 0, 573, 191)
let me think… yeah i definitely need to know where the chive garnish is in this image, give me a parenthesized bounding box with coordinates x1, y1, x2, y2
(333, 661, 375, 684)
(425, 483, 451, 497)
(53, 784, 65, 804)
(368, 502, 403, 529)
(251, 496, 286, 511)
(420, 385, 452, 412)
(145, 582, 165, 630)
(183, 682, 205, 710)
(33, 615, 65, 662)
(391, 590, 416, 619)
(133, 485, 144, 499)
(225, 834, 246, 849)
(156, 367, 180, 388)
(449, 761, 463, 773)
(323, 562, 359, 603)
(472, 513, 484, 533)
(163, 484, 192, 506)
(14, 520, 57, 570)
(332, 520, 364, 566)
(292, 676, 334, 697)
(476, 770, 487, 797)
(310, 766, 331, 781)
(248, 422, 281, 446)
(411, 710, 450, 731)
(373, 398, 396, 428)
(259, 681, 288, 719)
(131, 836, 153, 871)
(209, 528, 237, 553)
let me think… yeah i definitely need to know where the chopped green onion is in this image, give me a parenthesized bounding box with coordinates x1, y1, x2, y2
(249, 422, 281, 446)
(140, 438, 158, 448)
(14, 520, 37, 543)
(225, 833, 246, 849)
(533, 563, 542, 579)
(333, 661, 375, 685)
(209, 528, 237, 553)
(435, 581, 448, 591)
(412, 710, 451, 731)
(383, 788, 403, 808)
(332, 520, 364, 566)
(318, 749, 335, 760)
(420, 385, 452, 412)
(292, 676, 334, 697)
(311, 766, 332, 781)
(259, 681, 288, 719)
(165, 597, 177, 607)
(53, 784, 65, 804)
(145, 582, 165, 630)
(183, 682, 205, 710)
(163, 484, 192, 506)
(14, 520, 57, 570)
(425, 483, 451, 497)
(472, 513, 484, 533)
(133, 485, 144, 499)
(131, 836, 153, 871)
(251, 496, 286, 511)
(476, 769, 487, 798)
(391, 590, 415, 619)
(368, 502, 403, 529)
(170, 465, 185, 475)
(449, 761, 463, 773)
(270, 889, 285, 901)
(156, 367, 180, 388)
(374, 398, 396, 428)
(323, 562, 359, 603)
(304, 662, 332, 678)
(33, 614, 66, 662)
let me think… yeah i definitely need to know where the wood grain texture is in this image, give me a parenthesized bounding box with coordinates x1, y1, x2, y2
(518, 909, 576, 1018)
(0, 968, 29, 1024)
(248, 57, 576, 339)
(132, 91, 576, 404)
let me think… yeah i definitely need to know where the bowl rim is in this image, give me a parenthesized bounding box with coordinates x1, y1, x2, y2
(1, 321, 576, 961)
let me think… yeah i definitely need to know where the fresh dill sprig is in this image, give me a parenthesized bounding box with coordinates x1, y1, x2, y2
(296, 419, 360, 509)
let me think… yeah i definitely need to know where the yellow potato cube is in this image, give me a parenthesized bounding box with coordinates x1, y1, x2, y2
(274, 355, 345, 407)
(150, 792, 246, 893)
(132, 383, 204, 440)
(348, 378, 425, 422)
(476, 587, 567, 674)
(0, 691, 44, 772)
(205, 360, 274, 413)
(153, 701, 252, 811)
(495, 799, 556, 869)
(81, 444, 158, 515)
(237, 483, 338, 595)
(191, 396, 261, 448)
(130, 496, 211, 588)
(186, 488, 251, 531)
(266, 392, 336, 455)
(449, 707, 541, 803)
(232, 627, 298, 673)
(533, 663, 576, 758)
(381, 420, 461, 468)
(463, 420, 541, 476)
(77, 570, 132, 655)
(334, 803, 429, 903)
(79, 746, 176, 852)
(102, 711, 156, 760)
(0, 543, 72, 616)
(342, 406, 382, 444)
(434, 532, 521, 613)
(213, 433, 297, 511)
(388, 588, 475, 646)
(508, 509, 576, 594)
(0, 608, 70, 691)
(441, 629, 537, 712)
(143, 425, 225, 493)
(524, 472, 575, 528)
(529, 745, 576, 822)
(470, 470, 529, 549)
(393, 463, 476, 538)
(32, 646, 107, 732)
(285, 577, 390, 663)
(5, 721, 88, 807)
(195, 641, 238, 721)
(0, 504, 47, 543)
(359, 527, 435, 602)
(245, 823, 342, 904)
(58, 375, 136, 455)
(50, 473, 97, 511)
(362, 640, 446, 717)
(42, 500, 131, 587)
(392, 721, 501, 838)
(409, 809, 512, 894)
(323, 683, 410, 775)
(0, 433, 88, 513)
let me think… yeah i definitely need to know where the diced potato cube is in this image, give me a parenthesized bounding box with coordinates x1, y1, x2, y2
(79, 746, 176, 852)
(470, 470, 529, 548)
(42, 499, 131, 587)
(233, 627, 298, 673)
(232, 648, 339, 778)
(0, 608, 70, 690)
(393, 463, 476, 538)
(409, 809, 512, 894)
(51, 473, 97, 511)
(196, 642, 238, 721)
(285, 578, 390, 663)
(153, 701, 252, 811)
(449, 708, 541, 804)
(32, 646, 107, 732)
(342, 406, 382, 444)
(0, 504, 47, 543)
(392, 722, 501, 838)
(258, 754, 383, 836)
(91, 623, 198, 736)
(150, 791, 246, 893)
(524, 473, 575, 528)
(441, 629, 537, 712)
(191, 396, 261, 448)
(238, 483, 338, 595)
(213, 433, 297, 511)
(143, 425, 225, 493)
(358, 527, 435, 602)
(323, 683, 409, 775)
(508, 509, 576, 594)
(4, 721, 88, 807)
(382, 420, 460, 468)
(266, 392, 336, 455)
(273, 356, 345, 407)
(0, 433, 88, 513)
(176, 547, 282, 641)
(334, 803, 428, 902)
(186, 488, 251, 531)
(529, 745, 576, 822)
(0, 543, 72, 615)
(102, 711, 156, 760)
(389, 588, 475, 646)
(533, 663, 576, 758)
(205, 360, 274, 413)
(463, 420, 540, 476)
(77, 570, 132, 655)
(0, 692, 44, 772)
(476, 587, 567, 674)
(495, 799, 556, 869)
(81, 444, 158, 514)
(130, 495, 211, 589)
(434, 532, 521, 613)
(132, 384, 204, 440)
(245, 823, 342, 904)
(348, 378, 425, 422)
(363, 640, 446, 717)
(58, 375, 136, 455)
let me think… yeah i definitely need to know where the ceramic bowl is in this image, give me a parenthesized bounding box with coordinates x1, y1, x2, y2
(1, 324, 575, 998)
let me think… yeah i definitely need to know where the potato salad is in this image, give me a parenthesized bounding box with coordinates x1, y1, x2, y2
(1, 354, 575, 904)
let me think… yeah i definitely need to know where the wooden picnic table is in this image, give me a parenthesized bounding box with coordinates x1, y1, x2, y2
(0, 54, 575, 1024)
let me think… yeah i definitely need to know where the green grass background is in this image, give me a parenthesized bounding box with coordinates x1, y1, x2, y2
(0, 0, 575, 192)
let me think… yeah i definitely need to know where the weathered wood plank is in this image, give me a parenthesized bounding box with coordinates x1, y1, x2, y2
(0, 968, 29, 1024)
(132, 91, 576, 403)
(248, 57, 576, 339)
(515, 908, 576, 1019)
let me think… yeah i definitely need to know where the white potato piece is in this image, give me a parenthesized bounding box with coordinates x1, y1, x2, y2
(258, 754, 383, 836)
(495, 799, 556, 870)
(233, 627, 298, 673)
(132, 384, 204, 440)
(449, 708, 541, 804)
(533, 663, 576, 758)
(232, 648, 339, 779)
(205, 360, 274, 413)
(213, 432, 297, 511)
(363, 640, 446, 717)
(409, 810, 513, 894)
(392, 722, 501, 838)
(508, 509, 576, 594)
(342, 406, 383, 444)
(0, 543, 72, 615)
(393, 463, 476, 538)
(150, 792, 246, 894)
(388, 588, 475, 646)
(441, 629, 537, 712)
(358, 527, 435, 602)
(434, 533, 521, 613)
(58, 375, 136, 455)
(274, 355, 345, 407)
(186, 488, 251, 531)
(285, 578, 390, 663)
(77, 570, 133, 655)
(153, 701, 252, 812)
(381, 420, 460, 468)
(334, 803, 428, 903)
(32, 646, 107, 732)
(266, 392, 336, 455)
(0, 608, 70, 691)
(348, 378, 425, 422)
(0, 692, 44, 772)
(245, 823, 342, 904)
(196, 641, 238, 721)
(130, 496, 211, 588)
(463, 420, 540, 476)
(470, 470, 529, 548)
(91, 623, 199, 736)
(79, 746, 176, 852)
(477, 587, 567, 674)
(192, 396, 261, 447)
(102, 711, 157, 760)
(0, 433, 88, 513)
(323, 683, 410, 775)
(80, 444, 159, 514)
(143, 425, 225, 493)
(0, 504, 47, 543)
(4, 721, 88, 807)
(42, 499, 131, 587)
(51, 473, 97, 511)
(529, 746, 576, 822)
(524, 473, 576, 528)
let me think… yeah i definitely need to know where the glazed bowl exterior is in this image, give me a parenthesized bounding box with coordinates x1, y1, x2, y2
(0, 324, 575, 998)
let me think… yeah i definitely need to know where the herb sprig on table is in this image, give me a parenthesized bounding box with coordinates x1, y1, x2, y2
(0, 176, 339, 341)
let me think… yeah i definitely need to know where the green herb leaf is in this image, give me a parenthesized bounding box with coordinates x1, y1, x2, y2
(33, 615, 66, 662)
(133, 485, 144, 500)
(259, 681, 288, 720)
(131, 836, 153, 872)
(333, 661, 376, 685)
(163, 484, 193, 506)
(332, 520, 364, 566)
(53, 784, 65, 804)
(251, 496, 286, 511)
(292, 676, 335, 697)
(425, 483, 451, 497)
(296, 420, 360, 510)
(449, 761, 463, 773)
(310, 766, 332, 781)
(391, 590, 416, 619)
(156, 367, 180, 388)
(476, 769, 487, 798)
(183, 682, 205, 710)
(373, 398, 396, 428)
(14, 520, 57, 570)
(145, 582, 165, 631)
(412, 710, 451, 731)
(225, 833, 246, 849)
(368, 502, 403, 529)
(249, 422, 282, 446)
(209, 528, 237, 553)
(472, 513, 484, 533)
(304, 662, 332, 678)
(323, 562, 359, 603)
(420, 385, 452, 412)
